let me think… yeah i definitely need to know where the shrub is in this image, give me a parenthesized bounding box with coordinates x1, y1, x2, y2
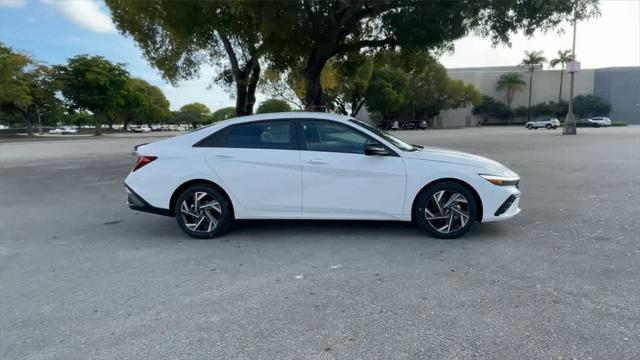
(573, 95, 611, 118)
(472, 96, 512, 120)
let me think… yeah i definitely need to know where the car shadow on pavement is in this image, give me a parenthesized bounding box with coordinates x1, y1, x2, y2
(169, 218, 506, 242)
(119, 213, 512, 245)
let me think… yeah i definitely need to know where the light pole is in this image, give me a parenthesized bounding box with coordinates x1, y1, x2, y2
(563, 14, 579, 135)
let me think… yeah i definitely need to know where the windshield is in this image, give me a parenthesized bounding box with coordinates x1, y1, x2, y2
(349, 119, 418, 151)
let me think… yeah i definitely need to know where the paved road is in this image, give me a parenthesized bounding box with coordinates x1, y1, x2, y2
(1, 126, 639, 359)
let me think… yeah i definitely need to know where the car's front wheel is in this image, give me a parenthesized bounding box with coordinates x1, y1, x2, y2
(526, 124, 534, 130)
(415, 181, 478, 239)
(545, 124, 552, 130)
(174, 185, 233, 239)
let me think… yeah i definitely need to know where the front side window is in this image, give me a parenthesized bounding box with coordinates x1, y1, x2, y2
(301, 120, 379, 154)
(226, 121, 291, 150)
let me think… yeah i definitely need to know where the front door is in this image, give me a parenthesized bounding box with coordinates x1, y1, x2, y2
(298, 120, 406, 215)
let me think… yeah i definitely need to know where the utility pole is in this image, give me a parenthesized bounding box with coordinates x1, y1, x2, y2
(563, 13, 579, 135)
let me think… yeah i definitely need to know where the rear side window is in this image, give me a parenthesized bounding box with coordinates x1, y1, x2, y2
(226, 121, 291, 150)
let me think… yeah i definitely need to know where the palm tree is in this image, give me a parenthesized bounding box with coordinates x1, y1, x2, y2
(549, 49, 573, 102)
(496, 72, 526, 108)
(520, 50, 547, 122)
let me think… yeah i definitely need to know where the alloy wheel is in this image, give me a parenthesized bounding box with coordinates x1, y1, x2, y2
(424, 190, 470, 234)
(179, 192, 222, 233)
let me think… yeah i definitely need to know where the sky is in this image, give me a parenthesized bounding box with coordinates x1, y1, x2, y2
(1, 0, 639, 111)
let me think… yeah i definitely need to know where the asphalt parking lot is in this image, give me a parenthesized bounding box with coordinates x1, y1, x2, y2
(1, 126, 639, 359)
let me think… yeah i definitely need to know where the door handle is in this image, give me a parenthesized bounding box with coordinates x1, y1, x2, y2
(215, 154, 234, 159)
(305, 158, 328, 164)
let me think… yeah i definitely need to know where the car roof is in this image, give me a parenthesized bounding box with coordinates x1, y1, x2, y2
(147, 112, 357, 150)
(214, 112, 352, 126)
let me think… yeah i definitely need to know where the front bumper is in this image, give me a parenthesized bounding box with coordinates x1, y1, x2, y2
(481, 185, 521, 223)
(125, 185, 173, 217)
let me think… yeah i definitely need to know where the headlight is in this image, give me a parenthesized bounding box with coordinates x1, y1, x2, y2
(479, 174, 520, 186)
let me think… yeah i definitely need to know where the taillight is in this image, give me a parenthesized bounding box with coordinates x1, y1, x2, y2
(132, 156, 157, 172)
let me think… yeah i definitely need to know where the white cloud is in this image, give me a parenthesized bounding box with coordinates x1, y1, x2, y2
(160, 67, 236, 111)
(440, 0, 640, 69)
(0, 0, 26, 8)
(46, 0, 116, 33)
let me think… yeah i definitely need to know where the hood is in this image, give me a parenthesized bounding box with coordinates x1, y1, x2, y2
(404, 147, 518, 176)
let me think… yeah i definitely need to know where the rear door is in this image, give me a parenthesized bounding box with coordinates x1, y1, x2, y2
(202, 120, 302, 212)
(297, 119, 406, 216)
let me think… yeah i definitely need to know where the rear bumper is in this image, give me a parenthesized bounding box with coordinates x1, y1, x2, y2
(125, 185, 172, 217)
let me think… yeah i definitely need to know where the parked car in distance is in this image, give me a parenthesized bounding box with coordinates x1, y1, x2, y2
(589, 117, 611, 127)
(401, 120, 429, 130)
(125, 113, 521, 240)
(48, 126, 78, 134)
(577, 118, 600, 127)
(525, 117, 560, 130)
(132, 125, 152, 133)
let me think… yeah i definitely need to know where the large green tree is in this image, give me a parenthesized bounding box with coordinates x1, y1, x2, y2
(54, 55, 129, 135)
(0, 43, 60, 134)
(120, 78, 170, 129)
(106, 0, 277, 116)
(364, 50, 480, 120)
(256, 99, 292, 114)
(330, 55, 374, 116)
(211, 107, 236, 121)
(262, 0, 598, 110)
(364, 67, 410, 120)
(178, 102, 211, 128)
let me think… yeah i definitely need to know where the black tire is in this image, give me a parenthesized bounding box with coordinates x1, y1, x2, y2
(414, 181, 478, 239)
(545, 124, 552, 130)
(174, 185, 233, 239)
(526, 124, 533, 130)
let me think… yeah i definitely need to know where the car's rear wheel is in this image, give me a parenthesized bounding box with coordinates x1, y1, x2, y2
(527, 124, 534, 130)
(415, 181, 478, 239)
(174, 185, 233, 239)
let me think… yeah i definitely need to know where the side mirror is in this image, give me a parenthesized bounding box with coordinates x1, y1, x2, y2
(364, 144, 389, 156)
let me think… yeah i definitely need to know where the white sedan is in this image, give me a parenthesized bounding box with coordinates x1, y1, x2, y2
(48, 126, 78, 134)
(125, 113, 521, 239)
(589, 117, 611, 127)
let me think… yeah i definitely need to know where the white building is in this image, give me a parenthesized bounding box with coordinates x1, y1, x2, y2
(437, 66, 639, 127)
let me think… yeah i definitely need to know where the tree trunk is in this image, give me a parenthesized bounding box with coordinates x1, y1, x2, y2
(527, 70, 534, 123)
(246, 64, 260, 115)
(235, 78, 250, 116)
(304, 64, 325, 112)
(558, 68, 564, 102)
(304, 50, 332, 112)
(94, 113, 103, 136)
(351, 96, 365, 117)
(25, 109, 35, 136)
